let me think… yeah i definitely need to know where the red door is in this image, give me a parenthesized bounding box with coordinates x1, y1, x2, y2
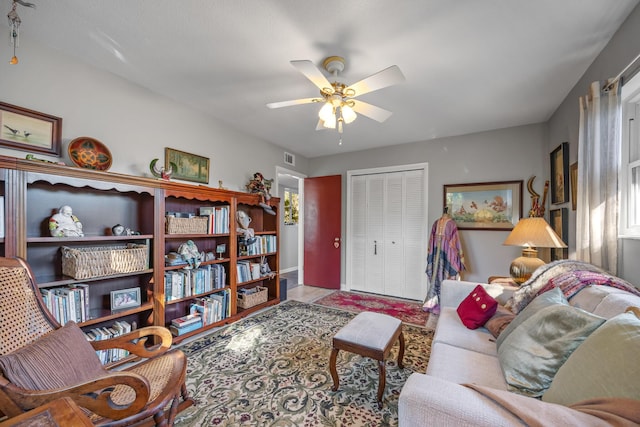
(304, 175, 341, 289)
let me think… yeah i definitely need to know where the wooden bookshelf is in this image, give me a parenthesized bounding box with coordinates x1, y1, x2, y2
(0, 155, 279, 346)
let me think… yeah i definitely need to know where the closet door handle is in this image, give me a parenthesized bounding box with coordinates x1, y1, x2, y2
(374, 240, 377, 255)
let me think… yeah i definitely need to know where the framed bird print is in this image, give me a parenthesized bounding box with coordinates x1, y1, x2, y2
(0, 101, 62, 156)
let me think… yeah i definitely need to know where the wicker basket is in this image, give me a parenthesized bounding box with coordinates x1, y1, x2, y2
(237, 286, 268, 309)
(61, 244, 149, 279)
(166, 216, 208, 234)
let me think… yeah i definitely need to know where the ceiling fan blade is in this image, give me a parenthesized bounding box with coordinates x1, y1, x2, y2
(346, 65, 405, 97)
(290, 60, 333, 93)
(352, 100, 393, 123)
(266, 97, 320, 109)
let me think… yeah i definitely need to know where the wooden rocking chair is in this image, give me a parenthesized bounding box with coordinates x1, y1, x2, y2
(0, 257, 193, 426)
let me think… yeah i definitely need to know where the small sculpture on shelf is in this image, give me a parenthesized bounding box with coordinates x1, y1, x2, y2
(149, 158, 176, 180)
(260, 255, 276, 279)
(245, 172, 276, 215)
(49, 205, 84, 237)
(112, 224, 126, 236)
(177, 240, 204, 269)
(236, 210, 256, 245)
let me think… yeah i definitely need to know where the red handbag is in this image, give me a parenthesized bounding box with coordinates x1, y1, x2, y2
(456, 285, 498, 329)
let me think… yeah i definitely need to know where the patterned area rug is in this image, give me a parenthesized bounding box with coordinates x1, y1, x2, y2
(175, 300, 433, 426)
(313, 291, 430, 327)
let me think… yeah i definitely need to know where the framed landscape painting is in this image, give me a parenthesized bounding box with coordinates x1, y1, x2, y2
(444, 180, 523, 230)
(165, 147, 210, 184)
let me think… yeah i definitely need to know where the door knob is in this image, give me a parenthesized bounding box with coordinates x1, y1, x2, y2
(334, 237, 340, 248)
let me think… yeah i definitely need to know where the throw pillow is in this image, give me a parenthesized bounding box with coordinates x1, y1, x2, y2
(456, 285, 498, 329)
(496, 286, 567, 349)
(0, 321, 107, 390)
(498, 304, 605, 397)
(485, 305, 516, 338)
(542, 310, 640, 405)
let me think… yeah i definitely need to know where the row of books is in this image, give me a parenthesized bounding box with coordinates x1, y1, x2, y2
(41, 284, 90, 325)
(85, 320, 132, 365)
(199, 205, 230, 234)
(236, 260, 263, 283)
(169, 290, 230, 336)
(240, 235, 277, 256)
(164, 264, 227, 301)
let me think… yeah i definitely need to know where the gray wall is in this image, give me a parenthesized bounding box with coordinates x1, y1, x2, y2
(0, 39, 308, 191)
(547, 4, 640, 284)
(309, 123, 548, 283)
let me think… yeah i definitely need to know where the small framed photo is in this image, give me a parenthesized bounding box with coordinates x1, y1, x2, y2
(0, 101, 62, 156)
(550, 208, 569, 260)
(165, 147, 210, 184)
(443, 180, 523, 230)
(550, 142, 569, 204)
(110, 287, 141, 311)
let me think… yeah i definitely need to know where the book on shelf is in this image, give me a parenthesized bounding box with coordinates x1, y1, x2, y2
(170, 320, 203, 336)
(41, 284, 90, 325)
(164, 264, 226, 301)
(199, 204, 230, 234)
(85, 320, 131, 364)
(171, 313, 202, 328)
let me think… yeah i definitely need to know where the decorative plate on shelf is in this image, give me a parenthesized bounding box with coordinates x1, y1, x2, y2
(68, 137, 112, 171)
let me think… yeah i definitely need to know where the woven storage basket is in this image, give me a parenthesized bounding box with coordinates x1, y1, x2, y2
(166, 216, 209, 234)
(61, 244, 149, 279)
(237, 286, 268, 309)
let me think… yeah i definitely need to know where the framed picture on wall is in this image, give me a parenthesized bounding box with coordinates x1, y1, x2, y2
(443, 180, 523, 230)
(165, 147, 210, 184)
(550, 208, 568, 260)
(0, 101, 62, 156)
(550, 142, 569, 204)
(570, 161, 578, 210)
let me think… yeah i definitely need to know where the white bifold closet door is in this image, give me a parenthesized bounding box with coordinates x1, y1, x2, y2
(349, 167, 427, 300)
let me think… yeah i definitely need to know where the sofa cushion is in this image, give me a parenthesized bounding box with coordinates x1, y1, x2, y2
(496, 287, 567, 349)
(427, 342, 507, 390)
(592, 292, 640, 319)
(498, 303, 605, 397)
(542, 310, 640, 405)
(456, 285, 498, 329)
(434, 307, 497, 356)
(0, 321, 107, 390)
(485, 305, 516, 338)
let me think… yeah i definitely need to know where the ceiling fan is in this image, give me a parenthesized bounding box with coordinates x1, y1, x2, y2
(267, 56, 405, 134)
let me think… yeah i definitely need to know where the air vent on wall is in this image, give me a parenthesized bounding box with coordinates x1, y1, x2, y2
(284, 152, 295, 166)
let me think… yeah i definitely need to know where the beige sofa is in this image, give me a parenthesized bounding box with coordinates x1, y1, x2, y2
(398, 273, 640, 426)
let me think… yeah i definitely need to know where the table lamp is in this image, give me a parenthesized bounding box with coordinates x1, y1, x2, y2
(503, 217, 567, 284)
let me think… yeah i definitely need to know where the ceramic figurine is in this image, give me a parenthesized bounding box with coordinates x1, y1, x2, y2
(245, 172, 276, 215)
(112, 224, 125, 236)
(49, 205, 84, 237)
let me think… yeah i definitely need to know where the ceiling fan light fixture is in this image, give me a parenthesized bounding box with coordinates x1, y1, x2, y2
(318, 101, 334, 122)
(341, 104, 357, 124)
(322, 112, 336, 129)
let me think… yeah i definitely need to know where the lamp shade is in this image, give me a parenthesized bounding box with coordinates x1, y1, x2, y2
(503, 217, 567, 249)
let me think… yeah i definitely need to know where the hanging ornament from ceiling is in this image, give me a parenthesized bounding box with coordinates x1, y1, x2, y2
(7, 0, 36, 65)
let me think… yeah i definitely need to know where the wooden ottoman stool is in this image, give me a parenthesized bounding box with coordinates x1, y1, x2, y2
(329, 311, 405, 408)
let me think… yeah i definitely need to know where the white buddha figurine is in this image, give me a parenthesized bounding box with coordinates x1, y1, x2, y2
(49, 205, 84, 237)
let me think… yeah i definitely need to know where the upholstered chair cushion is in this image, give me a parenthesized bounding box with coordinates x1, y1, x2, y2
(0, 321, 107, 390)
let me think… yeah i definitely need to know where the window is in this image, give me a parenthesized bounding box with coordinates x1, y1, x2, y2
(620, 72, 640, 238)
(283, 188, 299, 225)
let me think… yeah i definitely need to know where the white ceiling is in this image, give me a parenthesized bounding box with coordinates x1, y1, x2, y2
(8, 0, 639, 158)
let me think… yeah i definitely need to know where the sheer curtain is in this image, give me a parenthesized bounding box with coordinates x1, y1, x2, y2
(576, 80, 621, 274)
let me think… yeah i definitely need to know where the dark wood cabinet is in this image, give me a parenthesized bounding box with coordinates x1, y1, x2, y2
(0, 156, 279, 345)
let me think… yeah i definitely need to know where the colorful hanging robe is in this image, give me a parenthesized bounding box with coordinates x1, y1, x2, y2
(423, 214, 465, 314)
